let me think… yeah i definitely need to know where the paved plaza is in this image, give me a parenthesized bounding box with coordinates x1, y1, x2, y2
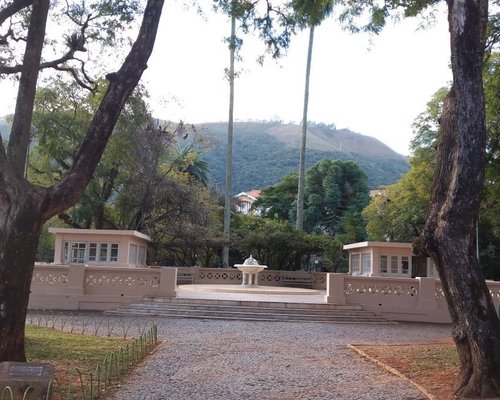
(107, 287, 451, 400)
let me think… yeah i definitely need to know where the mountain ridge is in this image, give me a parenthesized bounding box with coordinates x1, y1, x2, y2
(0, 117, 409, 192)
(197, 121, 409, 193)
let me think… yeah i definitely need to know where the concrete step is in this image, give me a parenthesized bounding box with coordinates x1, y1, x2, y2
(104, 299, 392, 324)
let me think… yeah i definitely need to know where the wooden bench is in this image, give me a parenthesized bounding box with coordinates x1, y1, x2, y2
(279, 271, 314, 289)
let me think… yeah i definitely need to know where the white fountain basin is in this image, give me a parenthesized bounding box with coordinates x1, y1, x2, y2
(234, 264, 267, 286)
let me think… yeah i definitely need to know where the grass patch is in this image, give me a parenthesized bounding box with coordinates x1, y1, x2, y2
(24, 325, 135, 395)
(355, 341, 460, 399)
(26, 325, 130, 370)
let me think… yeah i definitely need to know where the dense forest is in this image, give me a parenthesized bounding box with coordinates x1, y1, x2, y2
(198, 121, 409, 192)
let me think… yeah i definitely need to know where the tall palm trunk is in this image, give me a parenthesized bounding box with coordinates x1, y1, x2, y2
(222, 11, 236, 267)
(296, 25, 315, 231)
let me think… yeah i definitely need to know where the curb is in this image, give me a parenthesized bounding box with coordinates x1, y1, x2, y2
(347, 344, 436, 400)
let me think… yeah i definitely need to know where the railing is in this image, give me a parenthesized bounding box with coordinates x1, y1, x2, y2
(30, 264, 500, 324)
(324, 274, 500, 323)
(176, 267, 327, 289)
(0, 323, 159, 400)
(30, 264, 177, 311)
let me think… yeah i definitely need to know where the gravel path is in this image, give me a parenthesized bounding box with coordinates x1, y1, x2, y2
(110, 319, 451, 400)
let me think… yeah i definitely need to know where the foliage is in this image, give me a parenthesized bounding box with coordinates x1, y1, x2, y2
(248, 158, 368, 270)
(256, 158, 369, 236)
(291, 0, 334, 27)
(0, 0, 146, 91)
(230, 214, 343, 271)
(27, 78, 220, 265)
(135, 171, 223, 267)
(363, 88, 445, 241)
(363, 52, 500, 279)
(253, 172, 298, 221)
(29, 78, 151, 228)
(36, 219, 58, 262)
(301, 159, 370, 235)
(335, 0, 439, 34)
(211, 0, 300, 59)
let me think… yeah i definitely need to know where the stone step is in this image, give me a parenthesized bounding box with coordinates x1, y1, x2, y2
(105, 299, 392, 324)
(114, 302, 377, 317)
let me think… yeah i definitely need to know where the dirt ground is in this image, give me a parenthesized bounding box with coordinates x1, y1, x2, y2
(354, 341, 459, 399)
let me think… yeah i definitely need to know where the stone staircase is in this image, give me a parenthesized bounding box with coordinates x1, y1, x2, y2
(104, 298, 393, 324)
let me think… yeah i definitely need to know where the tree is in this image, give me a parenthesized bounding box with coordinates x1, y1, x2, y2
(364, 52, 500, 276)
(336, 1, 499, 394)
(231, 214, 328, 270)
(255, 159, 369, 237)
(253, 172, 299, 221)
(0, 0, 164, 362)
(222, 6, 237, 268)
(421, 2, 500, 395)
(212, 0, 301, 266)
(363, 88, 446, 242)
(28, 79, 151, 229)
(292, 0, 334, 230)
(303, 159, 369, 235)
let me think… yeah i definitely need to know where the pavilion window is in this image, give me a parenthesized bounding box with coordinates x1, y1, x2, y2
(71, 242, 86, 263)
(351, 254, 361, 275)
(89, 243, 97, 262)
(380, 255, 388, 273)
(361, 253, 371, 275)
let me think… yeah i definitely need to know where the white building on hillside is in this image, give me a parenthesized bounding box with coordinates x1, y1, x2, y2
(235, 189, 262, 215)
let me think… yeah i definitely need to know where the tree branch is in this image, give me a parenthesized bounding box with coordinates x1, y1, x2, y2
(0, 0, 33, 26)
(6, 0, 49, 176)
(44, 0, 165, 219)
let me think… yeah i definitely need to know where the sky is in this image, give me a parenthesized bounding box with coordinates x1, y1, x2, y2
(0, 1, 452, 156)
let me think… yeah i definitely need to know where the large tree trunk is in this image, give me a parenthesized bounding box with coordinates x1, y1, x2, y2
(422, 0, 500, 397)
(0, 0, 164, 362)
(0, 179, 46, 361)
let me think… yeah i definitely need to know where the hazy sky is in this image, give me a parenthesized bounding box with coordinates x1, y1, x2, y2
(0, 1, 452, 155)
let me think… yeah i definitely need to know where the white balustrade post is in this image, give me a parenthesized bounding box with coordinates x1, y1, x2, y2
(417, 277, 438, 309)
(67, 264, 85, 295)
(158, 267, 177, 297)
(324, 273, 346, 305)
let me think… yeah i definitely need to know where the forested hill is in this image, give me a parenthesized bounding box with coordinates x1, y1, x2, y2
(0, 117, 409, 192)
(198, 121, 409, 193)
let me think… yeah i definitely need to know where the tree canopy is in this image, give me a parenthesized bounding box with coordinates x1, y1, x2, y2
(255, 158, 369, 237)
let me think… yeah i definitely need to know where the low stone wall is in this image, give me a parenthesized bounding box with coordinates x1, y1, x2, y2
(29, 265, 500, 324)
(324, 274, 500, 323)
(29, 264, 176, 311)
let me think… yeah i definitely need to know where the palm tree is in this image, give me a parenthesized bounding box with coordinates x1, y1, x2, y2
(294, 0, 333, 231)
(223, 8, 237, 267)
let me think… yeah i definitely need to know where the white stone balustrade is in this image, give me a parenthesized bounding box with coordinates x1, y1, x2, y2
(30, 264, 177, 310)
(28, 264, 500, 324)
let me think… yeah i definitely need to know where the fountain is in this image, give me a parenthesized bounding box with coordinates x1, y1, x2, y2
(179, 254, 320, 296)
(234, 255, 267, 286)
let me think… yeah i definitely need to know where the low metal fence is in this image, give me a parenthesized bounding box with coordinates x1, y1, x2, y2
(1, 317, 159, 400)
